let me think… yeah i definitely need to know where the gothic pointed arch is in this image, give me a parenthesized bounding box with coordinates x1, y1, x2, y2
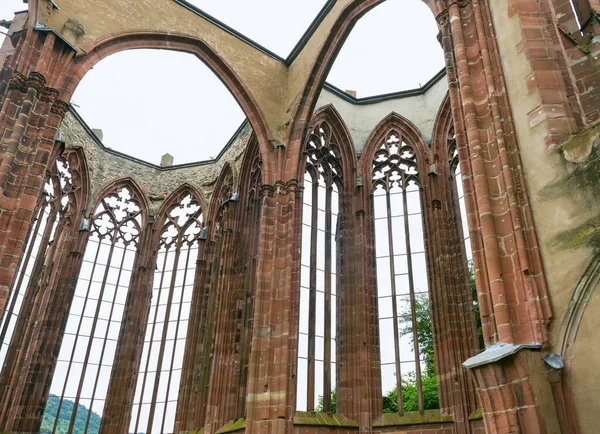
(88, 177, 148, 225)
(155, 184, 206, 229)
(306, 104, 357, 192)
(238, 135, 262, 208)
(57, 32, 273, 160)
(207, 163, 236, 237)
(360, 112, 430, 188)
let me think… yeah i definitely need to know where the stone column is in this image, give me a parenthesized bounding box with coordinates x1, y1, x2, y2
(245, 180, 302, 434)
(336, 187, 379, 431)
(0, 28, 75, 319)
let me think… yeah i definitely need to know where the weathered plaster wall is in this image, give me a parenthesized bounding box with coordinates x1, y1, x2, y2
(61, 110, 252, 217)
(488, 0, 600, 430)
(569, 280, 600, 433)
(315, 77, 447, 154)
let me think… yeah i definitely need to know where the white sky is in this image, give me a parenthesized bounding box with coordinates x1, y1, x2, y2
(0, 0, 443, 166)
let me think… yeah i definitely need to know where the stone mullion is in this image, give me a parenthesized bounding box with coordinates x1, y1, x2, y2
(205, 202, 244, 433)
(100, 221, 156, 434)
(1, 216, 87, 432)
(173, 239, 213, 432)
(246, 182, 301, 433)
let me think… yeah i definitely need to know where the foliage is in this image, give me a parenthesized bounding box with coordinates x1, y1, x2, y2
(40, 394, 101, 434)
(469, 260, 485, 351)
(315, 389, 336, 412)
(382, 372, 439, 413)
(398, 293, 436, 377)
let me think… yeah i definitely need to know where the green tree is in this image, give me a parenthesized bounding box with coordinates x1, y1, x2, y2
(316, 389, 336, 413)
(399, 293, 435, 377)
(382, 373, 439, 413)
(469, 260, 485, 351)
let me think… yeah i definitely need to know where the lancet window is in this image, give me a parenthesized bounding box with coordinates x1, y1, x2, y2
(46, 185, 142, 434)
(130, 192, 203, 434)
(297, 122, 342, 412)
(0, 156, 79, 371)
(372, 133, 434, 414)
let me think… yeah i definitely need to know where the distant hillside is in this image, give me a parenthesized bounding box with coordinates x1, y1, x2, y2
(41, 394, 101, 434)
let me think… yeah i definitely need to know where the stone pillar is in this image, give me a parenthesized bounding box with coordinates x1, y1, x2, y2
(336, 187, 379, 431)
(100, 219, 156, 434)
(245, 180, 301, 433)
(205, 200, 247, 433)
(0, 28, 75, 319)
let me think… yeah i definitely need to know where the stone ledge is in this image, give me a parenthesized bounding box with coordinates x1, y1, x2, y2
(469, 409, 483, 420)
(293, 412, 359, 428)
(462, 343, 541, 369)
(558, 118, 600, 162)
(373, 409, 453, 427)
(215, 418, 246, 434)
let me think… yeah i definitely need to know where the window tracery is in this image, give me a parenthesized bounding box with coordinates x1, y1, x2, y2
(372, 133, 433, 414)
(297, 121, 341, 412)
(46, 185, 142, 434)
(130, 192, 203, 434)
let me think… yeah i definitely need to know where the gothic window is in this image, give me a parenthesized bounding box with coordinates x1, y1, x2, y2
(0, 156, 79, 371)
(130, 192, 203, 434)
(46, 185, 142, 434)
(297, 122, 341, 412)
(372, 133, 433, 414)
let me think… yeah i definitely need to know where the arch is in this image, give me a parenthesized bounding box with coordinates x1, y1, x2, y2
(207, 163, 235, 233)
(88, 177, 149, 226)
(557, 254, 600, 359)
(155, 183, 207, 230)
(360, 112, 430, 189)
(60, 147, 90, 226)
(238, 135, 262, 208)
(431, 93, 453, 157)
(289, 0, 440, 146)
(57, 32, 273, 162)
(306, 104, 357, 192)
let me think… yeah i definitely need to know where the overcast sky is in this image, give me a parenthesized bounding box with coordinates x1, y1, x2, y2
(1, 0, 443, 165)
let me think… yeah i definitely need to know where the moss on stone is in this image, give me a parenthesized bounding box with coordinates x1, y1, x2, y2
(469, 409, 483, 420)
(293, 411, 359, 428)
(215, 418, 246, 434)
(372, 409, 453, 427)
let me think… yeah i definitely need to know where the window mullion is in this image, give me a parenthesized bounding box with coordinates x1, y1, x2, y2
(306, 177, 319, 411)
(323, 182, 333, 412)
(385, 183, 404, 415)
(68, 238, 118, 434)
(53, 239, 102, 434)
(159, 242, 192, 434)
(84, 243, 129, 432)
(147, 243, 182, 431)
(402, 174, 424, 414)
(134, 247, 170, 434)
